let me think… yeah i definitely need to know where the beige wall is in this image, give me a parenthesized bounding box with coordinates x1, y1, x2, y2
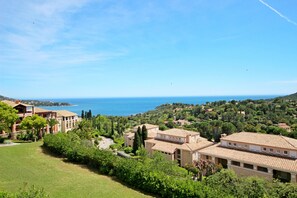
(124, 135, 134, 147)
(181, 150, 192, 167)
(199, 154, 297, 183)
(230, 165, 273, 181)
(58, 116, 78, 132)
(145, 141, 155, 156)
(222, 140, 297, 159)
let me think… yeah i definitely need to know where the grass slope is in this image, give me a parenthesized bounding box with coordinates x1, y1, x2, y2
(0, 142, 151, 198)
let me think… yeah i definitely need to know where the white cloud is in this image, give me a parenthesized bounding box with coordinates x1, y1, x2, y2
(258, 0, 297, 26)
(0, 0, 130, 84)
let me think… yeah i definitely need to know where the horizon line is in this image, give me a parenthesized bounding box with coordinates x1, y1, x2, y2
(20, 94, 283, 100)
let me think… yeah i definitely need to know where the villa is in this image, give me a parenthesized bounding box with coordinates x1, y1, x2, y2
(1, 100, 34, 134)
(124, 124, 159, 147)
(277, 123, 291, 132)
(1, 100, 78, 135)
(145, 128, 213, 167)
(198, 132, 297, 183)
(35, 107, 59, 133)
(55, 110, 79, 132)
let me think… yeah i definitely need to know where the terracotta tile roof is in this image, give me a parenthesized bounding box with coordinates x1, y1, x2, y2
(199, 144, 297, 173)
(277, 123, 291, 129)
(133, 124, 159, 130)
(1, 100, 32, 107)
(221, 132, 297, 151)
(152, 143, 178, 154)
(147, 131, 157, 139)
(55, 110, 77, 117)
(158, 128, 199, 138)
(124, 132, 135, 138)
(184, 141, 214, 151)
(124, 131, 157, 139)
(146, 138, 212, 152)
(34, 107, 52, 113)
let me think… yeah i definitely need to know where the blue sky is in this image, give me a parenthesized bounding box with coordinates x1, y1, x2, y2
(0, 0, 297, 98)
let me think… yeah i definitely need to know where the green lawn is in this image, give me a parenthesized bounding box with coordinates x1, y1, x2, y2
(0, 142, 152, 198)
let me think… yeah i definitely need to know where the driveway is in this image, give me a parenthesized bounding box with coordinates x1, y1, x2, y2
(98, 136, 114, 149)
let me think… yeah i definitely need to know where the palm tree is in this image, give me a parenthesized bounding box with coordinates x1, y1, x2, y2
(47, 118, 59, 134)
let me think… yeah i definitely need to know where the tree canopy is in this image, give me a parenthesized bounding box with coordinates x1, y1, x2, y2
(0, 102, 18, 132)
(20, 114, 47, 139)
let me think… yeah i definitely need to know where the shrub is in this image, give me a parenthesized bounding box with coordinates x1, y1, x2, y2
(0, 185, 48, 198)
(124, 147, 133, 154)
(0, 137, 5, 143)
(3, 139, 12, 144)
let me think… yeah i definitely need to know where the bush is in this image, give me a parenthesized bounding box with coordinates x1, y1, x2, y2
(0, 185, 48, 198)
(17, 132, 34, 141)
(110, 143, 121, 150)
(3, 139, 12, 144)
(124, 147, 133, 154)
(0, 137, 5, 143)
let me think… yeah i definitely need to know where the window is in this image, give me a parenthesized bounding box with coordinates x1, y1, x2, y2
(284, 151, 288, 155)
(257, 166, 268, 173)
(233, 143, 237, 146)
(270, 148, 274, 152)
(231, 161, 240, 166)
(243, 163, 254, 169)
(263, 148, 267, 151)
(228, 142, 232, 146)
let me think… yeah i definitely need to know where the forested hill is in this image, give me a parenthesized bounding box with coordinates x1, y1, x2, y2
(277, 92, 297, 101)
(0, 95, 71, 106)
(132, 97, 297, 141)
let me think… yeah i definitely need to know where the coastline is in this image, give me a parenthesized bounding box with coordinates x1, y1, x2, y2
(37, 95, 279, 116)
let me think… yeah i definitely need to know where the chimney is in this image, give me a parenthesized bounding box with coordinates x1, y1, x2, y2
(221, 133, 227, 138)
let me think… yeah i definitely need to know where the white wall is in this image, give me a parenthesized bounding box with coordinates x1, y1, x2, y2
(249, 145, 261, 152)
(290, 151, 297, 158)
(221, 140, 228, 147)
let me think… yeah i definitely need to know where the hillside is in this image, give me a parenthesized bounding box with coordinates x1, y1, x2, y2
(129, 98, 297, 141)
(0, 95, 71, 106)
(278, 92, 297, 101)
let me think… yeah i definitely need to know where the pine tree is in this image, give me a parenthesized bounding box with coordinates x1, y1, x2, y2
(142, 125, 148, 146)
(133, 130, 141, 154)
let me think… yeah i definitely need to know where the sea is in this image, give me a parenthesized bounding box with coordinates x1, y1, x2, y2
(38, 95, 278, 117)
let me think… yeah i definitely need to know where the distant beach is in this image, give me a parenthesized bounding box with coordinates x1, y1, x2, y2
(38, 95, 279, 116)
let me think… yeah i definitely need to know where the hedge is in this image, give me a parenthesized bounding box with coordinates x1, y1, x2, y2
(43, 133, 297, 198)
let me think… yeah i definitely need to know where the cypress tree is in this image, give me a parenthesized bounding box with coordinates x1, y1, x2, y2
(142, 125, 148, 146)
(88, 110, 92, 119)
(137, 126, 142, 146)
(117, 122, 122, 135)
(81, 110, 84, 119)
(133, 130, 140, 154)
(111, 119, 114, 136)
